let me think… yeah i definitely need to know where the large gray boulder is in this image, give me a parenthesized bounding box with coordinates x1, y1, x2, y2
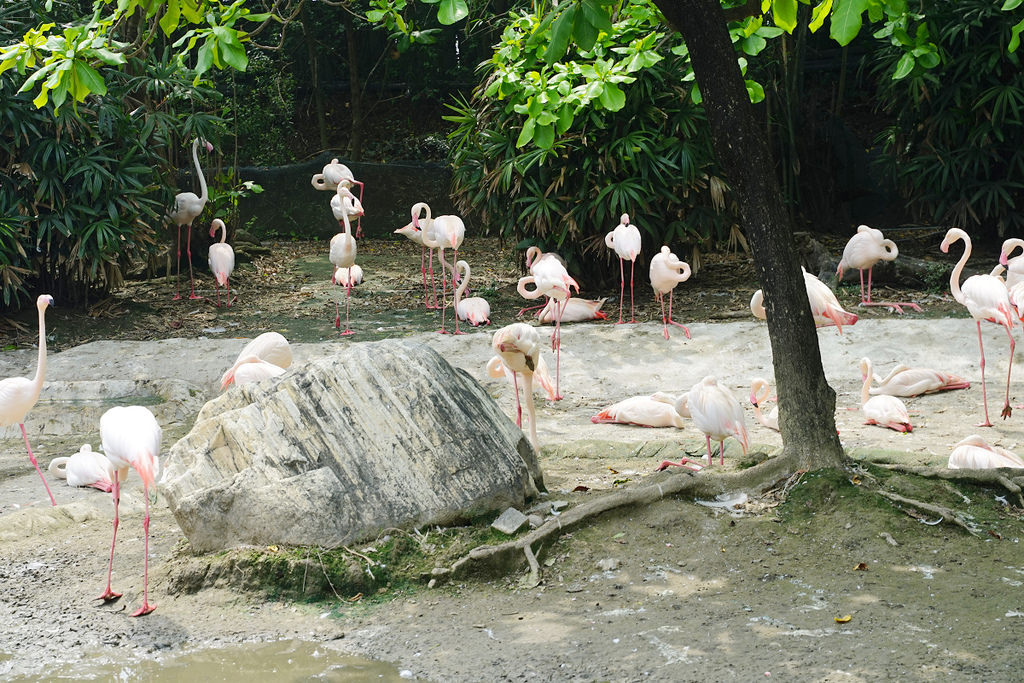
(161, 339, 544, 552)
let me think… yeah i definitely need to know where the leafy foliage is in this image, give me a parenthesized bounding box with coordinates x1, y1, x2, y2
(873, 0, 1024, 238)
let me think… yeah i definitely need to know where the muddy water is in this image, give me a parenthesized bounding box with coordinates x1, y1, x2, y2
(4, 640, 411, 681)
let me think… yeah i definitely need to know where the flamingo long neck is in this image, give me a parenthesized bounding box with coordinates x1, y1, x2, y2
(341, 210, 352, 237)
(517, 276, 543, 300)
(880, 239, 898, 261)
(948, 233, 970, 304)
(192, 139, 209, 204)
(860, 361, 872, 407)
(30, 302, 47, 403)
(215, 221, 226, 243)
(455, 263, 470, 302)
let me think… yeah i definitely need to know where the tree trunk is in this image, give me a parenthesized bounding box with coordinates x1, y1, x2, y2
(655, 0, 845, 469)
(344, 12, 363, 161)
(301, 3, 328, 151)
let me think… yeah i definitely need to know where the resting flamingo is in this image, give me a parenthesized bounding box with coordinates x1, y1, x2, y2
(97, 405, 161, 616)
(517, 247, 579, 400)
(859, 357, 913, 432)
(168, 138, 213, 300)
(591, 392, 686, 428)
(491, 323, 543, 449)
(48, 444, 115, 492)
(868, 363, 969, 397)
(999, 238, 1024, 290)
(454, 260, 490, 328)
(649, 245, 692, 339)
(750, 268, 858, 333)
(947, 435, 1024, 469)
(658, 376, 749, 470)
(329, 186, 363, 335)
(220, 332, 292, 390)
(836, 224, 921, 313)
(395, 203, 436, 309)
(536, 297, 607, 324)
(605, 213, 642, 324)
(207, 218, 235, 308)
(222, 355, 287, 389)
(941, 227, 1016, 426)
(749, 378, 779, 432)
(0, 294, 57, 505)
(311, 158, 365, 237)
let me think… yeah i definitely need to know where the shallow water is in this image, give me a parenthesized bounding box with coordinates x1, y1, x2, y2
(6, 640, 411, 682)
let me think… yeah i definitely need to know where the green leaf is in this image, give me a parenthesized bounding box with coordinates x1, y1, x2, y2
(829, 0, 868, 46)
(892, 52, 915, 79)
(533, 123, 554, 149)
(438, 0, 469, 25)
(580, 0, 613, 32)
(574, 13, 600, 52)
(73, 61, 106, 96)
(556, 105, 573, 135)
(159, 0, 181, 36)
(1002, 0, 1023, 10)
(516, 118, 535, 148)
(808, 0, 833, 32)
(598, 82, 626, 110)
(545, 6, 578, 65)
(1010, 17, 1024, 53)
(771, 0, 798, 33)
(745, 79, 765, 103)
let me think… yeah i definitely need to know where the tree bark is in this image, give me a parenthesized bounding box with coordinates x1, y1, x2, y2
(655, 0, 844, 469)
(344, 11, 363, 161)
(301, 3, 328, 151)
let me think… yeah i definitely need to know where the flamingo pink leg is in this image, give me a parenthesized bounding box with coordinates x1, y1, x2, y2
(512, 371, 522, 427)
(659, 292, 670, 339)
(420, 246, 430, 309)
(858, 267, 922, 314)
(452, 250, 465, 336)
(173, 225, 184, 300)
(97, 476, 123, 603)
(976, 321, 992, 427)
(628, 259, 637, 323)
(655, 458, 703, 472)
(667, 291, 691, 339)
(341, 281, 354, 336)
(1000, 322, 1014, 420)
(185, 228, 200, 300)
(353, 180, 365, 239)
(130, 484, 155, 617)
(615, 258, 626, 324)
(20, 424, 56, 506)
(428, 248, 439, 310)
(552, 297, 567, 400)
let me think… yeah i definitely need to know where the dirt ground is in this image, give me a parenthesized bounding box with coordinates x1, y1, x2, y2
(1, 233, 1023, 681)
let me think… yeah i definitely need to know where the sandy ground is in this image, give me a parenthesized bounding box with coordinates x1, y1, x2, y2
(1, 313, 1023, 680)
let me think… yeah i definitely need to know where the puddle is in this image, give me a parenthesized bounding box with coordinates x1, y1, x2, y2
(5, 640, 412, 681)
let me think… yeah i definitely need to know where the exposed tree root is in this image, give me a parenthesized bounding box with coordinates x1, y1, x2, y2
(441, 454, 798, 584)
(876, 463, 1024, 508)
(874, 490, 979, 536)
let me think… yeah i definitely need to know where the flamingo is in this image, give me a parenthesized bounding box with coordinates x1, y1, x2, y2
(868, 363, 970, 397)
(222, 355, 287, 389)
(422, 214, 466, 334)
(492, 323, 543, 449)
(605, 213, 642, 323)
(96, 405, 161, 617)
(517, 247, 579, 400)
(536, 297, 607, 323)
(454, 260, 491, 328)
(329, 186, 363, 336)
(591, 392, 687, 428)
(998, 238, 1024, 290)
(48, 444, 115, 492)
(750, 268, 858, 333)
(220, 332, 292, 390)
(658, 376, 749, 470)
(749, 378, 779, 432)
(334, 265, 363, 288)
(940, 227, 1016, 426)
(649, 245, 692, 339)
(836, 224, 921, 313)
(947, 435, 1024, 469)
(859, 357, 913, 432)
(168, 138, 213, 300)
(395, 204, 436, 309)
(0, 294, 57, 506)
(486, 354, 557, 402)
(311, 158, 365, 237)
(207, 218, 235, 308)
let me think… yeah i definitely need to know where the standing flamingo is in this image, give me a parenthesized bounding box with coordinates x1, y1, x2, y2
(168, 138, 213, 300)
(658, 376, 749, 470)
(395, 203, 436, 309)
(207, 218, 235, 308)
(947, 435, 1024, 469)
(96, 405, 161, 617)
(605, 213, 642, 324)
(329, 186, 363, 336)
(454, 260, 491, 327)
(999, 238, 1024, 290)
(749, 378, 779, 432)
(423, 214, 466, 334)
(649, 245, 692, 339)
(750, 268, 858, 333)
(491, 323, 543, 450)
(868, 363, 970, 397)
(517, 248, 579, 400)
(486, 354, 557, 402)
(48, 444, 115, 492)
(836, 224, 921, 313)
(859, 358, 913, 432)
(220, 332, 292, 389)
(941, 227, 1016, 426)
(311, 158, 365, 237)
(0, 294, 57, 506)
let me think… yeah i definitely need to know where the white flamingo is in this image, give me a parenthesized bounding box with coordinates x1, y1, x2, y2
(517, 247, 579, 400)
(312, 158, 365, 237)
(749, 378, 779, 432)
(220, 332, 292, 390)
(48, 444, 116, 492)
(649, 245, 692, 339)
(168, 138, 213, 300)
(750, 268, 858, 333)
(605, 213, 642, 324)
(395, 203, 436, 309)
(836, 224, 921, 313)
(329, 186, 363, 335)
(868, 363, 970, 397)
(859, 358, 913, 432)
(998, 238, 1024, 290)
(207, 218, 235, 308)
(947, 435, 1024, 469)
(591, 392, 686, 428)
(454, 260, 491, 327)
(658, 376, 749, 470)
(492, 323, 544, 449)
(422, 214, 466, 334)
(536, 297, 607, 323)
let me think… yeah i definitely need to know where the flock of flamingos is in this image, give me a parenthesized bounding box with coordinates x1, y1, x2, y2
(2, 147, 1024, 618)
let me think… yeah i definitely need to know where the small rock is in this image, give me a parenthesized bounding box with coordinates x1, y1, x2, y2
(596, 558, 619, 572)
(527, 514, 545, 529)
(551, 500, 569, 512)
(430, 567, 450, 577)
(491, 507, 528, 535)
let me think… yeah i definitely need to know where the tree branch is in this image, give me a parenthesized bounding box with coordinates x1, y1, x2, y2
(722, 0, 763, 23)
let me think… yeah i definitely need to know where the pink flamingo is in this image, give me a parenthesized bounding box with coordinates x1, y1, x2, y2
(941, 227, 1016, 426)
(947, 435, 1024, 469)
(591, 392, 686, 428)
(860, 357, 912, 432)
(311, 158, 365, 237)
(0, 294, 57, 506)
(487, 354, 557, 402)
(329, 186, 363, 335)
(999, 238, 1024, 290)
(868, 363, 969, 397)
(207, 218, 235, 308)
(649, 245, 692, 339)
(96, 405, 161, 616)
(220, 332, 292, 390)
(168, 138, 213, 300)
(454, 260, 491, 327)
(221, 355, 286, 389)
(491, 323, 543, 449)
(395, 203, 437, 309)
(749, 378, 779, 432)
(48, 444, 115, 492)
(658, 376, 749, 470)
(423, 215, 466, 334)
(536, 297, 607, 323)
(517, 248, 579, 400)
(750, 268, 858, 333)
(604, 213, 642, 323)
(836, 224, 921, 313)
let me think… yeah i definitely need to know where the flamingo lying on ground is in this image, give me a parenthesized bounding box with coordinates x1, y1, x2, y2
(749, 378, 779, 432)
(454, 260, 491, 327)
(208, 218, 235, 308)
(224, 355, 287, 389)
(649, 246, 692, 339)
(168, 138, 213, 300)
(518, 247, 579, 400)
(536, 297, 607, 324)
(492, 323, 543, 449)
(334, 265, 363, 288)
(605, 213, 641, 324)
(867, 363, 969, 397)
(220, 332, 292, 390)
(750, 268, 858, 333)
(591, 392, 686, 428)
(836, 224, 921, 313)
(941, 227, 1016, 426)
(48, 444, 115, 492)
(658, 376, 748, 470)
(312, 158, 365, 237)
(0, 294, 57, 506)
(947, 435, 1024, 469)
(860, 358, 913, 432)
(97, 405, 161, 616)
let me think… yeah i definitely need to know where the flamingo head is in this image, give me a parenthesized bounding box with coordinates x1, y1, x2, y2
(1000, 250, 1009, 266)
(201, 139, 214, 153)
(620, 213, 630, 226)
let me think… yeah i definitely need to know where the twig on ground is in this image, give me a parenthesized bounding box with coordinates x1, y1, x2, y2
(876, 463, 1024, 508)
(875, 490, 978, 535)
